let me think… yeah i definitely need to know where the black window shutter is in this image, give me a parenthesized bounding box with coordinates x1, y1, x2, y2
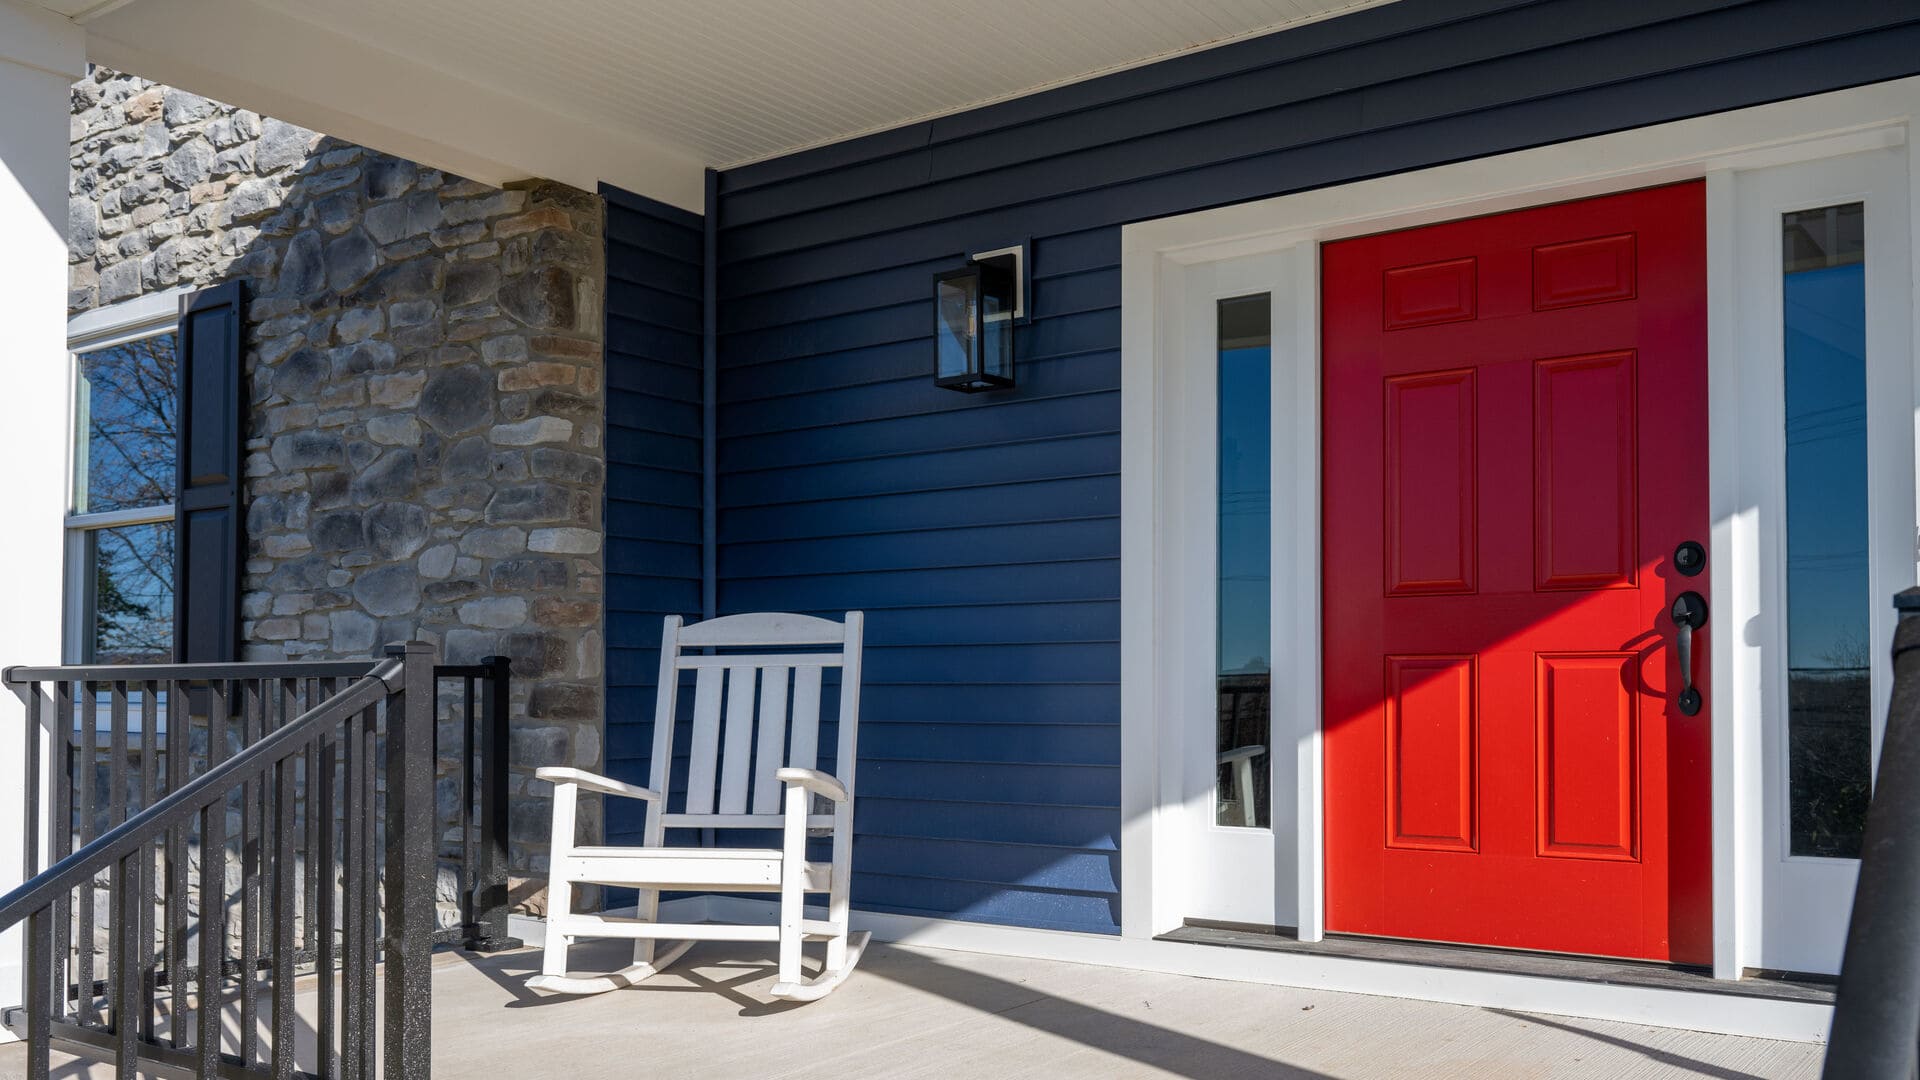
(173, 280, 245, 664)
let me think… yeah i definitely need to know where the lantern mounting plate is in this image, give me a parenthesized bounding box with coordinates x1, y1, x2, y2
(969, 244, 1025, 320)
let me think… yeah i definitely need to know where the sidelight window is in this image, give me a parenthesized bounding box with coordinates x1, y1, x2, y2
(1781, 202, 1870, 859)
(1215, 294, 1272, 828)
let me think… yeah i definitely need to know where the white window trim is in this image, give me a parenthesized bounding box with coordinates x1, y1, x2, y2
(63, 287, 191, 665)
(66, 285, 192, 352)
(1120, 75, 1920, 982)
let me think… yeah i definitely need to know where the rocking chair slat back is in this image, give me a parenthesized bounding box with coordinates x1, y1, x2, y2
(683, 665, 725, 815)
(718, 666, 758, 814)
(789, 665, 823, 775)
(647, 612, 860, 831)
(753, 668, 792, 814)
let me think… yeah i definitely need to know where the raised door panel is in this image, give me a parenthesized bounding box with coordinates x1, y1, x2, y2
(1385, 655, 1477, 852)
(1535, 653, 1639, 861)
(1534, 351, 1637, 591)
(1385, 369, 1477, 596)
(1383, 256, 1477, 330)
(1533, 233, 1638, 310)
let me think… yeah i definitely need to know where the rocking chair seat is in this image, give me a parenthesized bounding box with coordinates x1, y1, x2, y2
(564, 845, 831, 892)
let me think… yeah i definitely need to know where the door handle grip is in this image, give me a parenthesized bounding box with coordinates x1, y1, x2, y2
(1672, 591, 1707, 716)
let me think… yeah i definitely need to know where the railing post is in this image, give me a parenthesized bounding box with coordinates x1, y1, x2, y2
(383, 642, 436, 1080)
(467, 656, 520, 952)
(1823, 587, 1920, 1080)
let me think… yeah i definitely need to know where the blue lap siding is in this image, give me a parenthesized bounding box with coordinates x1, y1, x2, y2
(603, 0, 1920, 933)
(600, 186, 704, 849)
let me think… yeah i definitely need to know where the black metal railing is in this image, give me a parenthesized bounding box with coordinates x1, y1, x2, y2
(1824, 587, 1920, 1079)
(435, 656, 519, 953)
(0, 643, 441, 1079)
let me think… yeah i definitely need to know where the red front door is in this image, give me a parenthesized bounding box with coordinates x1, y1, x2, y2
(1322, 182, 1711, 963)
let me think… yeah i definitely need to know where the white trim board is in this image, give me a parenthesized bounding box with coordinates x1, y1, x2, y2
(65, 284, 192, 350)
(526, 900, 1831, 1042)
(1120, 74, 1920, 977)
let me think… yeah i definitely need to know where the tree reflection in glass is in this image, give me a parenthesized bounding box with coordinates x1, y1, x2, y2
(84, 522, 176, 664)
(74, 332, 177, 665)
(76, 333, 177, 513)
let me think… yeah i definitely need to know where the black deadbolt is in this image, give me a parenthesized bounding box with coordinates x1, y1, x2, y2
(1672, 591, 1708, 629)
(1674, 540, 1706, 577)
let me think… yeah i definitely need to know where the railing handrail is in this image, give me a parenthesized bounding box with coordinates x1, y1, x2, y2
(1822, 586, 1920, 1079)
(0, 657, 403, 932)
(3, 659, 382, 686)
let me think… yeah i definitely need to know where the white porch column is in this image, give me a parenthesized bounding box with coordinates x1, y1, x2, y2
(0, 0, 85, 1027)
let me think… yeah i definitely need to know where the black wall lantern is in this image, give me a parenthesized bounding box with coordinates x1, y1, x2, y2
(933, 246, 1023, 392)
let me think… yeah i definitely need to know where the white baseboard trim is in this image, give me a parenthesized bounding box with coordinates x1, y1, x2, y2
(520, 897, 1831, 1043)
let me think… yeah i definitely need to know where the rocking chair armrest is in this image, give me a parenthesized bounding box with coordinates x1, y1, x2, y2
(534, 766, 662, 802)
(775, 767, 849, 804)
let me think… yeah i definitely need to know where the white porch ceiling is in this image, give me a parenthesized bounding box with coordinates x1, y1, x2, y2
(50, 0, 1398, 208)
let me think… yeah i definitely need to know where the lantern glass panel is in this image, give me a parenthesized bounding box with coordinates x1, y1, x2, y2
(979, 263, 1014, 386)
(935, 271, 978, 384)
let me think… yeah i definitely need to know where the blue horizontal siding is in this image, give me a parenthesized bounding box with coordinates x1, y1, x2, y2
(722, 521, 1119, 579)
(721, 434, 1119, 508)
(722, 391, 1120, 473)
(852, 874, 1117, 933)
(601, 185, 705, 848)
(588, 0, 1920, 935)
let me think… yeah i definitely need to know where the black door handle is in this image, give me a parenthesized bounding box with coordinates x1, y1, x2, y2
(1672, 591, 1708, 716)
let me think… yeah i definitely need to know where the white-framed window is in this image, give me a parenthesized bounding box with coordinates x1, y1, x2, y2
(64, 288, 192, 668)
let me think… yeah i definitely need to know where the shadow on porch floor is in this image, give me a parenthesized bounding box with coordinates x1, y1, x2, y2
(0, 939, 1824, 1078)
(433, 938, 1817, 1079)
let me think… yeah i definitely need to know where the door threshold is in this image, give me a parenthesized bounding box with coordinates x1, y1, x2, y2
(1160, 921, 1835, 1004)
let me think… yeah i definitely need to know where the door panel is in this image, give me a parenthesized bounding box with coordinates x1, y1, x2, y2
(1384, 370, 1477, 596)
(1322, 182, 1711, 963)
(1534, 351, 1637, 591)
(1535, 652, 1639, 860)
(1384, 654, 1477, 853)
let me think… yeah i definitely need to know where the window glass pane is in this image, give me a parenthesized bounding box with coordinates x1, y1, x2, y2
(1216, 294, 1271, 828)
(1782, 202, 1870, 859)
(84, 520, 175, 665)
(75, 332, 177, 514)
(84, 686, 170, 736)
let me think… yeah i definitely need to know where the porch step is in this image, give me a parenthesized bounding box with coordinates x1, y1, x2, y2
(1160, 922, 1836, 1005)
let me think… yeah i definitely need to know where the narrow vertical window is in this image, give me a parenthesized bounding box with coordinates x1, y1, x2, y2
(70, 332, 178, 665)
(67, 328, 179, 748)
(1782, 202, 1870, 858)
(1216, 295, 1271, 828)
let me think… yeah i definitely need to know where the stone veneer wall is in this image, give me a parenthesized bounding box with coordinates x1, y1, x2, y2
(68, 66, 607, 900)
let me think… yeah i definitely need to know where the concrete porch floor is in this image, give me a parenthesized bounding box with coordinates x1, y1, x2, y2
(0, 938, 1826, 1079)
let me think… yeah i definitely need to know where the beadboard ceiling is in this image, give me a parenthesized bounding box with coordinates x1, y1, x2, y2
(67, 0, 1398, 207)
(250, 0, 1396, 167)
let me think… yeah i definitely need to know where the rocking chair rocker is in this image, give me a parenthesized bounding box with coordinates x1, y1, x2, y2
(529, 611, 869, 1002)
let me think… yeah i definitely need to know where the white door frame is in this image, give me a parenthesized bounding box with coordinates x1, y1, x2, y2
(1119, 75, 1920, 979)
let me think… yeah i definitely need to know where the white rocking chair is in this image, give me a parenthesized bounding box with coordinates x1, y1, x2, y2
(529, 611, 869, 1002)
